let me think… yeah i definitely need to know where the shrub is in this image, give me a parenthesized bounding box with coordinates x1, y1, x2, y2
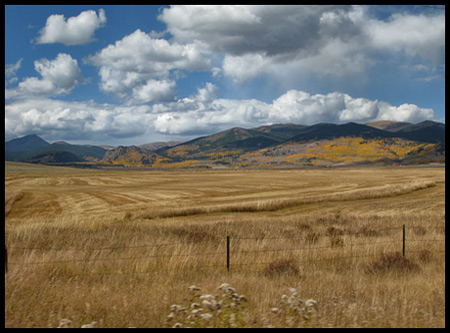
(366, 252, 420, 274)
(263, 259, 300, 277)
(413, 226, 427, 236)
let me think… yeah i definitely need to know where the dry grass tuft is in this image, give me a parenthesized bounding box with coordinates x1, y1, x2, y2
(263, 259, 300, 278)
(366, 252, 421, 275)
(305, 232, 320, 244)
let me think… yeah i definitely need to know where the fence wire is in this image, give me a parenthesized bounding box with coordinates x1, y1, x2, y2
(6, 225, 445, 275)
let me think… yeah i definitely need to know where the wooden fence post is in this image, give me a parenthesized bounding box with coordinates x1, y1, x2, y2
(402, 224, 406, 257)
(226, 236, 230, 273)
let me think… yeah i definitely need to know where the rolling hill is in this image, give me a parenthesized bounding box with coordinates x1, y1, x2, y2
(103, 145, 160, 167)
(155, 120, 444, 167)
(157, 127, 283, 161)
(4, 120, 445, 168)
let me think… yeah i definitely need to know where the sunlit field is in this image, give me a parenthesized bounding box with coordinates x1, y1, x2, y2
(5, 162, 445, 328)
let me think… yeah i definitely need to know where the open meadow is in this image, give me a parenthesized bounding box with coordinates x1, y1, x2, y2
(5, 162, 445, 328)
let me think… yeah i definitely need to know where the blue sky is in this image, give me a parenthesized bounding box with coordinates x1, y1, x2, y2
(5, 5, 445, 146)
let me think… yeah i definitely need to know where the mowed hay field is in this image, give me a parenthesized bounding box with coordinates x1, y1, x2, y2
(5, 162, 445, 328)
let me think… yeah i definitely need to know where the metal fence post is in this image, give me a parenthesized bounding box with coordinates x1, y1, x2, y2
(226, 236, 230, 273)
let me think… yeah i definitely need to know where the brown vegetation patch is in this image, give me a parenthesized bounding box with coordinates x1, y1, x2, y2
(305, 232, 320, 244)
(327, 226, 344, 236)
(263, 259, 300, 277)
(366, 252, 420, 274)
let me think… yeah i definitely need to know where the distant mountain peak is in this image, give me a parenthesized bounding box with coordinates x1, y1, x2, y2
(5, 134, 50, 152)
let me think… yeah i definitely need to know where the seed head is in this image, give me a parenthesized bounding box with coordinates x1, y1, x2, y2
(271, 307, 280, 314)
(202, 300, 215, 311)
(188, 285, 201, 292)
(190, 302, 201, 309)
(217, 283, 231, 290)
(199, 294, 215, 302)
(225, 287, 236, 294)
(305, 299, 317, 308)
(200, 313, 213, 321)
(57, 318, 73, 328)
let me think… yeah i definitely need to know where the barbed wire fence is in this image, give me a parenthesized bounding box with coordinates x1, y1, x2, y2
(5, 225, 445, 275)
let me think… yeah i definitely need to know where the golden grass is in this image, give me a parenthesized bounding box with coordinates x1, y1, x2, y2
(4, 162, 445, 327)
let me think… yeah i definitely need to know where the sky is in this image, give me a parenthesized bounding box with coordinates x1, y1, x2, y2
(5, 5, 446, 146)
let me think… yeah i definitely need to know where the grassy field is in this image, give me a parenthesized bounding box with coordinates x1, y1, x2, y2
(5, 162, 445, 328)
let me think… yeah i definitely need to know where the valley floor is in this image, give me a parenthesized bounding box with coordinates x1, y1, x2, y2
(5, 162, 445, 328)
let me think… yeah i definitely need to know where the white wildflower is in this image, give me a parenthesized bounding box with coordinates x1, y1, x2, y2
(200, 313, 213, 321)
(190, 302, 201, 309)
(225, 287, 235, 294)
(172, 323, 182, 328)
(191, 308, 203, 315)
(170, 304, 181, 312)
(167, 312, 175, 320)
(305, 299, 317, 308)
(271, 307, 280, 314)
(57, 318, 73, 328)
(202, 300, 215, 311)
(289, 288, 298, 297)
(199, 294, 215, 302)
(188, 285, 201, 292)
(217, 283, 231, 290)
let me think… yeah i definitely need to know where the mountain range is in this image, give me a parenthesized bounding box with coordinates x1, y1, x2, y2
(4, 120, 445, 168)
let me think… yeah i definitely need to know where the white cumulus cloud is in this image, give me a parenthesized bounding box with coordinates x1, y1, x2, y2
(5, 88, 435, 145)
(5, 98, 153, 144)
(86, 29, 210, 103)
(35, 9, 106, 45)
(376, 102, 434, 123)
(8, 53, 82, 98)
(365, 12, 445, 64)
(150, 88, 435, 136)
(159, 5, 445, 82)
(131, 79, 176, 104)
